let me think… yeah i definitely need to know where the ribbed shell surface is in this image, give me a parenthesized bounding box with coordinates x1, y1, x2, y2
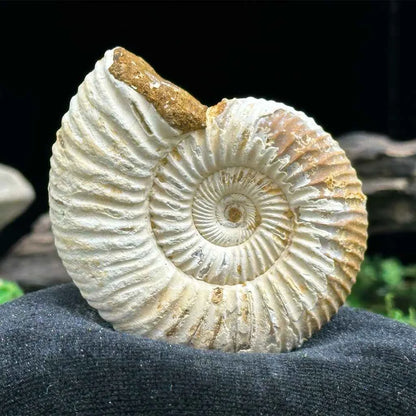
(49, 48, 368, 353)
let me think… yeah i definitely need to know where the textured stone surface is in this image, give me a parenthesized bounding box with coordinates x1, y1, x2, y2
(109, 47, 207, 133)
(0, 164, 34, 230)
(0, 213, 70, 290)
(338, 132, 416, 233)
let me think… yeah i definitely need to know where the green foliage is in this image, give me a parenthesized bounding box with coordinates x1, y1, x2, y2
(348, 256, 416, 326)
(0, 279, 23, 305)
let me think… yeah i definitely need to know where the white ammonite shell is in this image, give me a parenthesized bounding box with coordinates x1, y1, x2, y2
(49, 47, 368, 353)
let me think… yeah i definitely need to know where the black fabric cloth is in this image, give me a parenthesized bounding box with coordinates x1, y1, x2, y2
(0, 284, 415, 416)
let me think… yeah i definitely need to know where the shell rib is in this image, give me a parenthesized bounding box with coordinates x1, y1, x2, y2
(49, 47, 368, 353)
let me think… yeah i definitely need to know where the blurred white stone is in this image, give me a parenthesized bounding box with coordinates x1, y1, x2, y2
(0, 164, 35, 230)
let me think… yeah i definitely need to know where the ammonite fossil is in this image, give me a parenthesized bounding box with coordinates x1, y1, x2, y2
(49, 47, 368, 353)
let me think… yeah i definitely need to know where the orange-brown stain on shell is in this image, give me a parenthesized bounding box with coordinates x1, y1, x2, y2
(211, 287, 223, 304)
(171, 148, 182, 161)
(156, 172, 166, 182)
(325, 175, 347, 191)
(241, 292, 249, 324)
(207, 99, 227, 120)
(228, 207, 242, 223)
(238, 129, 250, 151)
(248, 211, 262, 232)
(266, 131, 288, 148)
(262, 183, 282, 196)
(165, 307, 190, 337)
(159, 157, 169, 167)
(109, 47, 207, 133)
(285, 209, 295, 220)
(345, 190, 367, 202)
(108, 184, 123, 194)
(232, 170, 245, 184)
(119, 226, 135, 232)
(336, 222, 368, 259)
(156, 286, 172, 311)
(208, 315, 224, 349)
(329, 179, 368, 285)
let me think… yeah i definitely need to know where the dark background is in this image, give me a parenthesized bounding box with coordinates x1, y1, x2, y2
(1, 0, 415, 260)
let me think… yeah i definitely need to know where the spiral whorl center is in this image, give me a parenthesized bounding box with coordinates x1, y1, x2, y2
(193, 171, 264, 247)
(225, 206, 242, 223)
(151, 153, 294, 285)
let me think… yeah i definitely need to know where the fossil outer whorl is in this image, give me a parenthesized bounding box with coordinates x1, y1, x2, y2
(49, 47, 368, 353)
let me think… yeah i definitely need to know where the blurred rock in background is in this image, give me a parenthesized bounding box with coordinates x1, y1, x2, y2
(338, 132, 416, 234)
(0, 213, 70, 291)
